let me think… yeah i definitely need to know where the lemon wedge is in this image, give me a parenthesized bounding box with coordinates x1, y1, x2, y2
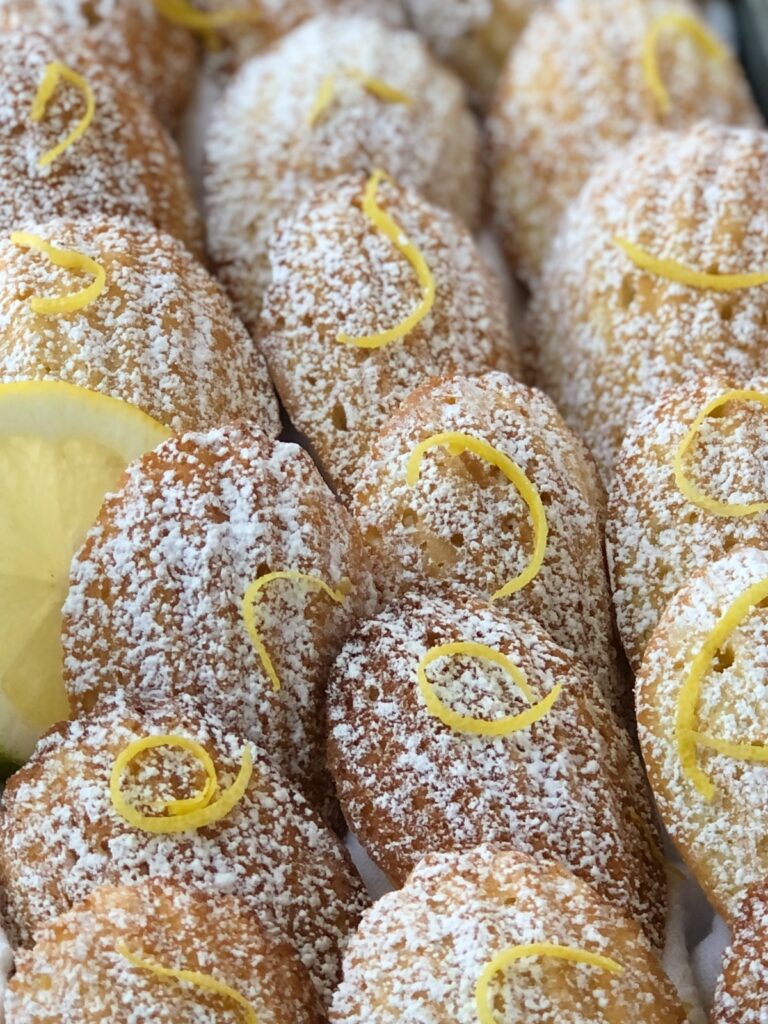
(0, 381, 171, 773)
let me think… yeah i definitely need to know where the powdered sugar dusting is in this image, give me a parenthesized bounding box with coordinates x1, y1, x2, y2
(713, 879, 768, 1023)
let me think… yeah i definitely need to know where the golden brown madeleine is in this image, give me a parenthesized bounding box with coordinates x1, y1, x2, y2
(258, 175, 517, 494)
(0, 31, 201, 256)
(327, 590, 666, 949)
(349, 371, 624, 716)
(62, 424, 379, 816)
(608, 373, 768, 672)
(714, 879, 768, 1024)
(488, 0, 759, 284)
(405, 0, 542, 109)
(0, 217, 279, 434)
(525, 123, 768, 483)
(6, 880, 324, 1024)
(636, 546, 768, 921)
(204, 15, 481, 328)
(0, 0, 199, 127)
(330, 846, 686, 1024)
(0, 694, 367, 1004)
(200, 0, 405, 68)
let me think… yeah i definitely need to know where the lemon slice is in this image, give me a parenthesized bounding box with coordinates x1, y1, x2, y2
(0, 381, 171, 774)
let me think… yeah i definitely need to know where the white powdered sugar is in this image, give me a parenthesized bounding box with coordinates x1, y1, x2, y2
(713, 880, 768, 1023)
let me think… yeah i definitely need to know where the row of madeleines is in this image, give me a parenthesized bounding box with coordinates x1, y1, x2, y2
(0, 3, 764, 1024)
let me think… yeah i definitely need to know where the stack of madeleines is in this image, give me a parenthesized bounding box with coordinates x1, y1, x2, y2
(0, 1, 764, 1022)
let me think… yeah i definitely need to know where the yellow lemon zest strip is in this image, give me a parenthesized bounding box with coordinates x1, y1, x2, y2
(110, 735, 252, 833)
(675, 577, 768, 801)
(674, 390, 768, 516)
(118, 944, 259, 1024)
(307, 74, 337, 126)
(614, 237, 768, 291)
(242, 571, 349, 692)
(10, 232, 106, 315)
(417, 642, 561, 736)
(642, 12, 728, 116)
(476, 943, 623, 1024)
(30, 60, 95, 168)
(153, 0, 258, 47)
(337, 169, 435, 349)
(406, 431, 548, 600)
(343, 67, 412, 104)
(681, 730, 768, 762)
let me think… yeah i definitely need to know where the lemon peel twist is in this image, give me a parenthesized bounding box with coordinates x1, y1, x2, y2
(642, 12, 728, 117)
(476, 943, 624, 1024)
(10, 232, 106, 315)
(406, 432, 548, 600)
(307, 69, 411, 126)
(30, 60, 95, 168)
(337, 169, 435, 349)
(118, 944, 259, 1024)
(674, 390, 768, 517)
(153, 0, 258, 49)
(675, 577, 768, 801)
(242, 571, 350, 692)
(614, 237, 768, 291)
(416, 641, 561, 736)
(110, 734, 252, 833)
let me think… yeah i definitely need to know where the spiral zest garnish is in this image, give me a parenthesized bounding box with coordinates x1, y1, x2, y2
(406, 432, 548, 600)
(642, 12, 728, 116)
(614, 237, 768, 291)
(10, 232, 106, 315)
(30, 61, 95, 168)
(674, 390, 768, 516)
(118, 944, 259, 1024)
(153, 0, 258, 49)
(242, 571, 350, 692)
(675, 577, 768, 801)
(110, 734, 252, 833)
(336, 169, 435, 349)
(307, 69, 411, 126)
(476, 943, 623, 1024)
(417, 642, 561, 736)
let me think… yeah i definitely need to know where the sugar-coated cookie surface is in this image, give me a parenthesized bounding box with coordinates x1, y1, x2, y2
(637, 546, 768, 922)
(350, 371, 625, 715)
(0, 0, 199, 127)
(327, 589, 667, 948)
(330, 846, 687, 1024)
(525, 123, 768, 482)
(489, 0, 759, 283)
(259, 176, 516, 494)
(608, 373, 768, 672)
(0, 695, 367, 1004)
(5, 880, 324, 1024)
(0, 32, 201, 256)
(62, 424, 378, 816)
(0, 217, 279, 434)
(204, 14, 480, 327)
(713, 879, 768, 1024)
(405, 0, 543, 107)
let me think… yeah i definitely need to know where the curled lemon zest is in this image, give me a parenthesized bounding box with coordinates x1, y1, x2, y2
(642, 12, 728, 116)
(675, 577, 768, 801)
(674, 390, 768, 516)
(10, 232, 106, 315)
(110, 734, 252, 833)
(307, 73, 336, 126)
(614, 237, 768, 291)
(343, 67, 412, 105)
(118, 944, 259, 1024)
(417, 641, 561, 736)
(30, 61, 95, 168)
(337, 169, 435, 349)
(153, 0, 258, 48)
(242, 571, 350, 692)
(406, 431, 548, 600)
(476, 943, 623, 1024)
